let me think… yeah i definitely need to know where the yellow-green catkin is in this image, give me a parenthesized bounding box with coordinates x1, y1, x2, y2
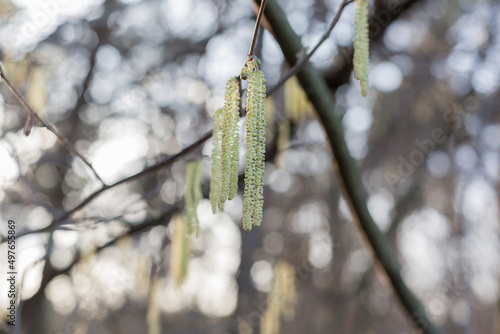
(227, 77, 241, 201)
(243, 59, 266, 231)
(211, 77, 241, 213)
(260, 261, 297, 334)
(210, 108, 223, 214)
(146, 277, 160, 334)
(170, 215, 190, 286)
(284, 76, 311, 123)
(184, 160, 202, 235)
(354, 0, 369, 97)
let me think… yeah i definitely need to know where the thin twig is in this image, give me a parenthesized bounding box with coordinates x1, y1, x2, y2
(267, 0, 353, 96)
(20, 206, 178, 310)
(248, 0, 268, 57)
(0, 68, 105, 185)
(13, 130, 212, 239)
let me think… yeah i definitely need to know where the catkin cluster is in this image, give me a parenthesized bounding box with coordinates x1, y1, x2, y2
(242, 59, 266, 231)
(184, 160, 202, 235)
(210, 77, 241, 213)
(354, 0, 369, 97)
(210, 57, 267, 232)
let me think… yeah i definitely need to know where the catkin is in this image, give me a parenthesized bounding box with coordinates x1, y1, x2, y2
(260, 261, 297, 334)
(243, 59, 266, 231)
(184, 160, 201, 235)
(211, 77, 241, 213)
(227, 78, 241, 200)
(354, 0, 369, 97)
(170, 215, 190, 286)
(210, 108, 223, 214)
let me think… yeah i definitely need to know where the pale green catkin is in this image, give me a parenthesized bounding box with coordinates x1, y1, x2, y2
(219, 77, 241, 210)
(252, 70, 266, 227)
(184, 160, 201, 235)
(228, 79, 241, 200)
(210, 108, 223, 214)
(243, 59, 266, 231)
(170, 215, 190, 286)
(354, 0, 369, 97)
(184, 161, 195, 231)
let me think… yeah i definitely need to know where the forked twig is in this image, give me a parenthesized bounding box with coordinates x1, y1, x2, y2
(0, 65, 105, 185)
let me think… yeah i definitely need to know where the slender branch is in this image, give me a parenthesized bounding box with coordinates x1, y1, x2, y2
(20, 207, 178, 310)
(248, 0, 268, 57)
(0, 67, 105, 185)
(267, 0, 353, 96)
(12, 130, 212, 239)
(253, 1, 445, 334)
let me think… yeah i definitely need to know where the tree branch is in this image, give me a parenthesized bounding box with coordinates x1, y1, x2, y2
(0, 66, 105, 185)
(252, 0, 445, 333)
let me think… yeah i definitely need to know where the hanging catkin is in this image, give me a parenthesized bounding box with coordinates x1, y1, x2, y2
(211, 77, 241, 213)
(354, 0, 369, 96)
(210, 108, 223, 214)
(243, 59, 266, 231)
(184, 160, 201, 235)
(170, 215, 190, 286)
(260, 261, 297, 334)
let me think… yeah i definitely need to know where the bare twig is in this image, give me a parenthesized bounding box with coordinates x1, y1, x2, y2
(248, 0, 268, 57)
(267, 0, 353, 96)
(12, 130, 212, 239)
(20, 206, 178, 317)
(0, 67, 105, 185)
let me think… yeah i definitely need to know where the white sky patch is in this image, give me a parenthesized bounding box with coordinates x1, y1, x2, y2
(4, 0, 104, 50)
(472, 65, 500, 95)
(0, 142, 19, 185)
(251, 260, 274, 292)
(367, 190, 394, 231)
(372, 61, 403, 92)
(308, 232, 333, 270)
(462, 177, 498, 226)
(46, 275, 77, 315)
(384, 20, 424, 52)
(195, 274, 237, 317)
(87, 120, 149, 183)
(90, 136, 148, 182)
(398, 208, 450, 293)
(343, 106, 373, 133)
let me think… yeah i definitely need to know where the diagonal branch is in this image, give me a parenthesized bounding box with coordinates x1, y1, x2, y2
(252, 0, 445, 333)
(0, 65, 105, 185)
(10, 131, 212, 239)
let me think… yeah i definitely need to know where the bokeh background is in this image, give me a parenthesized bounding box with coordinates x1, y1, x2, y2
(0, 0, 499, 333)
